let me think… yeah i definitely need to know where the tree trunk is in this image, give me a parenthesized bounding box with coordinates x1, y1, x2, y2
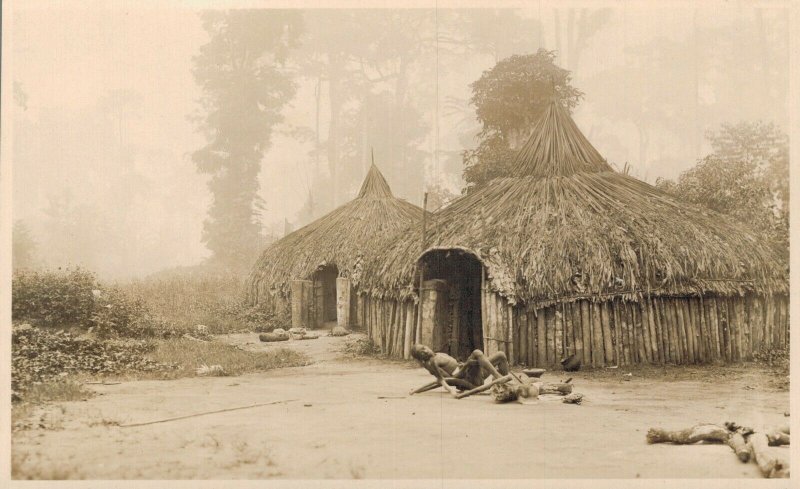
(327, 51, 343, 208)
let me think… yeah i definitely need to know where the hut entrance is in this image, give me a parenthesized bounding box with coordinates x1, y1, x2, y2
(419, 249, 483, 360)
(312, 265, 339, 327)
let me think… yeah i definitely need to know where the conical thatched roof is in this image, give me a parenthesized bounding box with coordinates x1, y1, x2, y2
(248, 164, 424, 304)
(356, 101, 787, 305)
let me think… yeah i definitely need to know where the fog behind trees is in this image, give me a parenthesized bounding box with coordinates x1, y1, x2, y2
(10, 4, 790, 280)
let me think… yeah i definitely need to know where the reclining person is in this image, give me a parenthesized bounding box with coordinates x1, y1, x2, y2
(409, 344, 509, 395)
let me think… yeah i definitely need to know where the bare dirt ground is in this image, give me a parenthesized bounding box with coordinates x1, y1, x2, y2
(12, 332, 789, 479)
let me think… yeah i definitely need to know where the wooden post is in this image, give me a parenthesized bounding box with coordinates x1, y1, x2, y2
(544, 307, 555, 366)
(507, 303, 515, 364)
(765, 296, 775, 349)
(675, 298, 686, 364)
(563, 303, 573, 357)
(530, 307, 537, 366)
(402, 302, 413, 359)
(719, 298, 731, 362)
(537, 307, 547, 367)
(751, 296, 762, 354)
(571, 302, 583, 365)
(580, 300, 592, 367)
(685, 298, 700, 363)
(614, 299, 633, 365)
(735, 298, 748, 360)
(336, 277, 351, 330)
(480, 267, 487, 354)
(291, 279, 313, 330)
(601, 301, 615, 365)
(591, 302, 605, 366)
(519, 308, 528, 365)
(611, 299, 628, 365)
(554, 305, 564, 362)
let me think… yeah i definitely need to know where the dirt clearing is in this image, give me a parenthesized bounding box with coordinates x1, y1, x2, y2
(12, 333, 789, 479)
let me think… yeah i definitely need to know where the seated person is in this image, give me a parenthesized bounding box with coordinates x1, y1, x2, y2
(409, 344, 509, 394)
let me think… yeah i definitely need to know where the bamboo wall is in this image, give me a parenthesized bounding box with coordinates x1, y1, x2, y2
(360, 292, 790, 366)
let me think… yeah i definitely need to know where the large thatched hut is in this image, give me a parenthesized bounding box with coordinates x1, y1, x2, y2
(353, 101, 788, 366)
(247, 163, 424, 329)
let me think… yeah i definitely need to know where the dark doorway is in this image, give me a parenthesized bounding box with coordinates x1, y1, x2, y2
(312, 265, 338, 325)
(419, 249, 483, 360)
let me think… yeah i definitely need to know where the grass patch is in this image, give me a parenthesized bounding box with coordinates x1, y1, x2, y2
(22, 379, 93, 404)
(138, 338, 311, 379)
(340, 336, 382, 357)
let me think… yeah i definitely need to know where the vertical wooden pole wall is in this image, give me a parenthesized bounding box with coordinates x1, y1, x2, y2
(359, 292, 788, 365)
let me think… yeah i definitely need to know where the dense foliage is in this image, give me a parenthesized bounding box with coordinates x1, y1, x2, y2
(123, 265, 289, 333)
(463, 50, 583, 189)
(12, 268, 97, 329)
(12, 268, 177, 339)
(11, 324, 171, 401)
(656, 122, 789, 260)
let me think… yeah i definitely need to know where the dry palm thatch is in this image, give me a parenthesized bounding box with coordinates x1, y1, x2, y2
(355, 101, 787, 306)
(247, 164, 424, 305)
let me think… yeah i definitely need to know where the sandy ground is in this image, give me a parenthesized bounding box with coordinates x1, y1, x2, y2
(12, 332, 790, 480)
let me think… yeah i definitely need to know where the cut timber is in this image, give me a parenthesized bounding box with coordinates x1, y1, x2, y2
(259, 332, 290, 342)
(535, 382, 573, 395)
(750, 432, 790, 478)
(728, 433, 751, 462)
(767, 431, 790, 446)
(646, 424, 729, 444)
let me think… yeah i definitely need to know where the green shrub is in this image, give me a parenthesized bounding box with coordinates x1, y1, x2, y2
(12, 268, 97, 328)
(11, 324, 173, 401)
(122, 268, 286, 333)
(340, 337, 381, 357)
(12, 268, 177, 339)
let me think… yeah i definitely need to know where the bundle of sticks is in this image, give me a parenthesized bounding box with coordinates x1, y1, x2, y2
(646, 421, 790, 478)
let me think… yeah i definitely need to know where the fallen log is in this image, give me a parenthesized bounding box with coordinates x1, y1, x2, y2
(535, 382, 573, 395)
(728, 432, 751, 462)
(259, 332, 290, 342)
(767, 431, 790, 446)
(750, 432, 790, 478)
(646, 424, 729, 444)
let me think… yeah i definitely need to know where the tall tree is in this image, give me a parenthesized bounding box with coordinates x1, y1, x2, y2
(551, 8, 612, 71)
(192, 10, 302, 270)
(292, 10, 436, 219)
(462, 50, 583, 189)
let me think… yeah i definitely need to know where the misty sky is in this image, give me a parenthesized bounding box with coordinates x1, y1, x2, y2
(9, 2, 790, 279)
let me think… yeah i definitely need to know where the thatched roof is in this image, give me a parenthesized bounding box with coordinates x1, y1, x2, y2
(355, 101, 787, 305)
(247, 163, 424, 303)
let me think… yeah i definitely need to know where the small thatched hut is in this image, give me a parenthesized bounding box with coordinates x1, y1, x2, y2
(247, 163, 424, 329)
(354, 101, 788, 366)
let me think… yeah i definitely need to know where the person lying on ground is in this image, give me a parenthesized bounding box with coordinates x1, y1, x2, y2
(408, 344, 509, 394)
